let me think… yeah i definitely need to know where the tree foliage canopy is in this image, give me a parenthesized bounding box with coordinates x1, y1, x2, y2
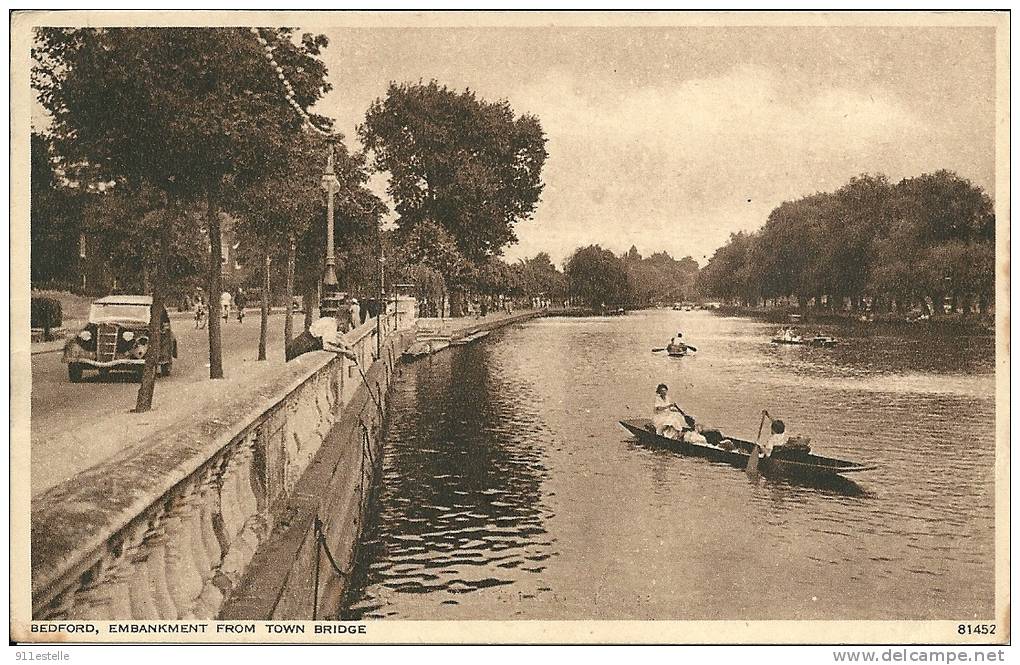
(359, 80, 548, 264)
(565, 245, 632, 309)
(621, 246, 699, 306)
(31, 132, 87, 287)
(33, 27, 333, 197)
(696, 170, 995, 315)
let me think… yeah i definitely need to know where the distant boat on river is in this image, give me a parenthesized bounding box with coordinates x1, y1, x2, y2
(771, 335, 839, 347)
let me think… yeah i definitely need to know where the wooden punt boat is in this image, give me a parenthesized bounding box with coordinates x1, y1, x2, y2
(450, 330, 491, 346)
(402, 337, 451, 360)
(618, 418, 875, 479)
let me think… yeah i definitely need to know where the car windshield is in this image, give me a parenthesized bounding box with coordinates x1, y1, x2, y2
(89, 303, 151, 323)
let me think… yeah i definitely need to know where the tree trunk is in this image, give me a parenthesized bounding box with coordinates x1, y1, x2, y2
(206, 186, 224, 379)
(284, 234, 295, 355)
(134, 226, 167, 413)
(303, 283, 316, 332)
(449, 289, 464, 318)
(259, 249, 270, 361)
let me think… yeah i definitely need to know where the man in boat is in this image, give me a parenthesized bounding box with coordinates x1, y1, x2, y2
(653, 384, 708, 443)
(667, 331, 685, 354)
(758, 410, 789, 459)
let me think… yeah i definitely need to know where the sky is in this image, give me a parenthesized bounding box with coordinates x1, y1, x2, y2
(311, 23, 998, 268)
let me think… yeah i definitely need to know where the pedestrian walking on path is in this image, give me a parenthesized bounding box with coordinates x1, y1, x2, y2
(194, 297, 207, 329)
(221, 290, 232, 323)
(235, 289, 247, 324)
(349, 297, 361, 330)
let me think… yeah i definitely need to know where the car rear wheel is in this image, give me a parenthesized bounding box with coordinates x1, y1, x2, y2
(160, 360, 173, 377)
(68, 364, 83, 382)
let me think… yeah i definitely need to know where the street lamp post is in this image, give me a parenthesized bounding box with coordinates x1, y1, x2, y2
(320, 137, 342, 318)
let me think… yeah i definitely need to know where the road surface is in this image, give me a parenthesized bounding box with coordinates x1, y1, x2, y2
(31, 310, 288, 452)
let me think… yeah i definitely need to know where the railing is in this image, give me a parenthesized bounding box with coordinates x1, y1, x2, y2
(30, 308, 413, 621)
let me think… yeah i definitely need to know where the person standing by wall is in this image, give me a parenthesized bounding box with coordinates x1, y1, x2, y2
(349, 297, 361, 330)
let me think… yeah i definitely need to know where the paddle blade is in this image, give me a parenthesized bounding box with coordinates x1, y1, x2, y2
(685, 345, 697, 352)
(746, 446, 760, 474)
(652, 347, 666, 352)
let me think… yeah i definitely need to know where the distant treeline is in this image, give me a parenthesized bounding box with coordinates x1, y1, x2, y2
(563, 245, 699, 309)
(696, 171, 995, 317)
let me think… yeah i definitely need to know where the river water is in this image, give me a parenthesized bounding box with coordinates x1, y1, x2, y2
(341, 310, 997, 620)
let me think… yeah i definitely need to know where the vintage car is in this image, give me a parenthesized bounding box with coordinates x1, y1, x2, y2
(63, 295, 178, 382)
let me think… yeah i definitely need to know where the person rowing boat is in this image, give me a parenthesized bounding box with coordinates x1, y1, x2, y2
(667, 331, 685, 355)
(652, 332, 697, 355)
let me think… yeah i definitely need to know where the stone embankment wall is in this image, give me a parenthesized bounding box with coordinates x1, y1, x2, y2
(31, 311, 411, 621)
(30, 308, 545, 621)
(218, 308, 547, 619)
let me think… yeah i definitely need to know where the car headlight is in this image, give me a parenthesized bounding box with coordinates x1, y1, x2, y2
(78, 330, 92, 342)
(137, 335, 149, 346)
(122, 331, 135, 342)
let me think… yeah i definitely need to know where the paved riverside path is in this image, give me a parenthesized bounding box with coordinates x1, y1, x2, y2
(29, 311, 290, 496)
(28, 308, 545, 497)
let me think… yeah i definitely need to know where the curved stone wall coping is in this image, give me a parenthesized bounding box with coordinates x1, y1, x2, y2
(30, 349, 339, 611)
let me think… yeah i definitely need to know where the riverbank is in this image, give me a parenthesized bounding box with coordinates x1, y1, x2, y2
(25, 304, 554, 627)
(715, 305, 994, 335)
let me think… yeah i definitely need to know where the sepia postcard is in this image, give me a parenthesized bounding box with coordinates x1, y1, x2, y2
(9, 9, 1010, 648)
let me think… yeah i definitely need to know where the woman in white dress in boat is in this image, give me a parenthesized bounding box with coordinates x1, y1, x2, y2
(652, 383, 708, 443)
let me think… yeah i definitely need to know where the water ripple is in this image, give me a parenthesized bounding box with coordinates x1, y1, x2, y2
(341, 310, 996, 621)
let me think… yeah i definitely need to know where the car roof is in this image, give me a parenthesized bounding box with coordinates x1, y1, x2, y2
(93, 295, 153, 306)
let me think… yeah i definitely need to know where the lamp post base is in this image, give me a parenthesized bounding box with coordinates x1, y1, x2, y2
(320, 284, 343, 320)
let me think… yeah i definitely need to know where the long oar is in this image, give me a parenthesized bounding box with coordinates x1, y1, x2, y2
(652, 347, 667, 352)
(747, 411, 767, 474)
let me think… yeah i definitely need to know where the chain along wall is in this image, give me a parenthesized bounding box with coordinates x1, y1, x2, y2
(31, 310, 415, 621)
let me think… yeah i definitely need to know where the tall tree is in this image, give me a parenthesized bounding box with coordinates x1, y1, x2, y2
(31, 132, 88, 289)
(33, 26, 333, 379)
(224, 131, 331, 359)
(565, 245, 632, 310)
(359, 80, 548, 268)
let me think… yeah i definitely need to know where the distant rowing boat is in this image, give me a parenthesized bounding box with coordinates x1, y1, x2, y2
(771, 336, 838, 347)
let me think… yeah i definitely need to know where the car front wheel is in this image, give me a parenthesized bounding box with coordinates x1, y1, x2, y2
(68, 364, 83, 382)
(160, 360, 173, 377)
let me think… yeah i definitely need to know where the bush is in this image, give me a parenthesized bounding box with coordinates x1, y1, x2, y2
(31, 297, 63, 337)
